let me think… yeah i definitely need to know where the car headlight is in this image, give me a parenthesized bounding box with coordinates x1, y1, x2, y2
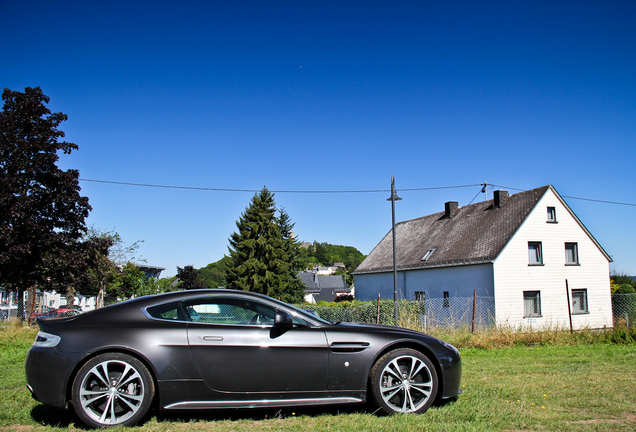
(32, 331, 61, 348)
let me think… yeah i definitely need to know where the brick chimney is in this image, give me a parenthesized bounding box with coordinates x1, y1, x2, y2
(444, 201, 459, 218)
(493, 190, 509, 208)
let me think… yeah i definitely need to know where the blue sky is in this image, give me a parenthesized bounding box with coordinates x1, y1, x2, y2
(2, 1, 635, 277)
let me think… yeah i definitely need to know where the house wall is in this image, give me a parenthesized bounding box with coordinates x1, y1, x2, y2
(403, 264, 494, 299)
(354, 265, 496, 329)
(493, 189, 612, 330)
(354, 264, 494, 301)
(353, 272, 398, 301)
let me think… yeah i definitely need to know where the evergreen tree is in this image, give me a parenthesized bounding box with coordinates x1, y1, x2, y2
(225, 188, 303, 302)
(276, 208, 306, 302)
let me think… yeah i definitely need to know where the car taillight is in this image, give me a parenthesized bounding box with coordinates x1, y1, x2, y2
(32, 331, 61, 348)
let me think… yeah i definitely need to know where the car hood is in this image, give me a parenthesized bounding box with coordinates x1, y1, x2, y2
(326, 321, 435, 338)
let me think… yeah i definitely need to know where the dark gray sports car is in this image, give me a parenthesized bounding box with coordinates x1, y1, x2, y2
(26, 289, 461, 428)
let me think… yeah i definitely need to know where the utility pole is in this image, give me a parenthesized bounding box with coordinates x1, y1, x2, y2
(387, 175, 402, 325)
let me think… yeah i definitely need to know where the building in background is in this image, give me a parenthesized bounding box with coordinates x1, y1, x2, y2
(353, 185, 613, 330)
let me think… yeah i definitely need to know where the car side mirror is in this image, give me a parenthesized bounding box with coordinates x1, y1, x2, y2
(274, 310, 293, 328)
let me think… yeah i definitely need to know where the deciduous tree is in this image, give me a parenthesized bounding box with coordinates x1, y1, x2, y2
(0, 87, 90, 317)
(176, 265, 206, 290)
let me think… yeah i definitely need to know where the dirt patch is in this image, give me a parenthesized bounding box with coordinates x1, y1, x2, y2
(566, 411, 636, 425)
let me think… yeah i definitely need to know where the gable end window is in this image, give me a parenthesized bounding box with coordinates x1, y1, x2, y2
(547, 207, 557, 223)
(523, 291, 542, 317)
(565, 243, 579, 265)
(528, 242, 543, 265)
(571, 289, 588, 314)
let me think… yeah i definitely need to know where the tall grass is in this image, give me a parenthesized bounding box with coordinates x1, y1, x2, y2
(428, 325, 636, 349)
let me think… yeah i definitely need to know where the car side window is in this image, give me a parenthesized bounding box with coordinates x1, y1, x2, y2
(146, 302, 186, 321)
(184, 297, 277, 326)
(291, 314, 314, 327)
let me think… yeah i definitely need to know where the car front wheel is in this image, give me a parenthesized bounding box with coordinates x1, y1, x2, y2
(369, 348, 438, 415)
(72, 353, 155, 428)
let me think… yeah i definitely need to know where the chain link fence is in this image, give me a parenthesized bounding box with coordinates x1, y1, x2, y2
(612, 293, 636, 328)
(6, 291, 636, 331)
(296, 297, 496, 331)
(300, 293, 636, 331)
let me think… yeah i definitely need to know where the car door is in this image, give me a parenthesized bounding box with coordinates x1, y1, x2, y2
(186, 294, 329, 394)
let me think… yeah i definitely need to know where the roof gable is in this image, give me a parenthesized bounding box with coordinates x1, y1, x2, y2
(354, 186, 551, 274)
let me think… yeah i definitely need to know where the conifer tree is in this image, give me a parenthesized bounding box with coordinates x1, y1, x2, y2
(276, 208, 306, 302)
(224, 188, 303, 303)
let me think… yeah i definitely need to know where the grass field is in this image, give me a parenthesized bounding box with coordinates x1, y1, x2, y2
(1, 323, 635, 431)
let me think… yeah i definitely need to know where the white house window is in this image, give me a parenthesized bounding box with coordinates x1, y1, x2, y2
(523, 291, 542, 317)
(547, 207, 557, 223)
(421, 248, 435, 261)
(565, 243, 579, 265)
(528, 242, 543, 265)
(571, 289, 588, 314)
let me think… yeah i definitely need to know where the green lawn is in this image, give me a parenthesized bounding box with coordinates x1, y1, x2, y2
(1, 325, 635, 431)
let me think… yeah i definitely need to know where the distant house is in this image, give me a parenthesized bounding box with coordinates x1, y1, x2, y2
(297, 272, 350, 303)
(307, 264, 346, 275)
(353, 185, 613, 330)
(137, 265, 165, 279)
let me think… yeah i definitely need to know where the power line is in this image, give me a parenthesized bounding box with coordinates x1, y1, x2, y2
(79, 178, 481, 194)
(79, 178, 636, 207)
(559, 195, 636, 207)
(490, 184, 636, 207)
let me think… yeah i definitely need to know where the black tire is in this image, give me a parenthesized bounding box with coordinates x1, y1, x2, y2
(72, 352, 155, 428)
(369, 348, 438, 415)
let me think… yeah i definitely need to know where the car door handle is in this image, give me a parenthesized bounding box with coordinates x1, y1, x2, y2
(202, 336, 224, 341)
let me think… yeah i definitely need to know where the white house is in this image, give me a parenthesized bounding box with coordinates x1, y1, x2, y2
(353, 185, 613, 330)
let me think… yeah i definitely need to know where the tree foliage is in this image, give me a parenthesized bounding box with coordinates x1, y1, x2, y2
(298, 241, 366, 286)
(299, 242, 366, 271)
(80, 232, 120, 306)
(0, 87, 90, 304)
(611, 273, 636, 294)
(44, 233, 117, 307)
(275, 208, 307, 299)
(197, 257, 230, 288)
(176, 265, 206, 290)
(224, 188, 304, 302)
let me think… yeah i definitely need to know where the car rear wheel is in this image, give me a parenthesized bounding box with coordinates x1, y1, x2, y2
(72, 353, 155, 428)
(369, 348, 438, 415)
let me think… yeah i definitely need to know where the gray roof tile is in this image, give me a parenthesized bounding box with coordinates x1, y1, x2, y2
(354, 186, 551, 274)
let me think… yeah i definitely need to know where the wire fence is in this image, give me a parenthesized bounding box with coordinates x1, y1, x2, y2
(300, 294, 636, 331)
(6, 292, 636, 331)
(612, 293, 636, 328)
(296, 297, 496, 332)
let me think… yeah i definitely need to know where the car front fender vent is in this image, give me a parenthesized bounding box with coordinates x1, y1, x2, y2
(330, 342, 370, 353)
